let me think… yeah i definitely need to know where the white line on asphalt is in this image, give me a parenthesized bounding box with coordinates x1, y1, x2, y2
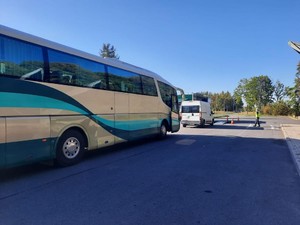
(214, 121, 226, 125)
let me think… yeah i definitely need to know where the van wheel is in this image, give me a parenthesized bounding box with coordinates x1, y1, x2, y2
(200, 119, 205, 128)
(210, 119, 214, 126)
(56, 130, 86, 166)
(183, 124, 187, 127)
(158, 122, 168, 139)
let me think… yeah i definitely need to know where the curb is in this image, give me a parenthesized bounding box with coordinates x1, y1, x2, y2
(288, 116, 299, 121)
(281, 124, 300, 176)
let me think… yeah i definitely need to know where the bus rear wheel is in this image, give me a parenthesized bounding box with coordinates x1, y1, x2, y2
(56, 130, 86, 166)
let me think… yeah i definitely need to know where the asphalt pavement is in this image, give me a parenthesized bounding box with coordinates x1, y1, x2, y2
(223, 114, 300, 177)
(1, 116, 300, 225)
(282, 122, 300, 176)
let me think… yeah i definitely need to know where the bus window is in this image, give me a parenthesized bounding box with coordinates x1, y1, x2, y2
(48, 49, 107, 89)
(141, 75, 158, 96)
(107, 66, 142, 94)
(0, 35, 44, 81)
(158, 81, 177, 111)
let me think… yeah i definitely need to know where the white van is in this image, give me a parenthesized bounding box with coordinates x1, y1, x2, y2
(180, 100, 214, 127)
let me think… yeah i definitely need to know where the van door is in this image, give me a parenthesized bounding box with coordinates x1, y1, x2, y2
(201, 103, 213, 124)
(183, 105, 200, 121)
(191, 105, 200, 122)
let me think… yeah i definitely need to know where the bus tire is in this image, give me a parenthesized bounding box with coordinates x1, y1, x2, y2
(158, 121, 168, 139)
(56, 129, 86, 167)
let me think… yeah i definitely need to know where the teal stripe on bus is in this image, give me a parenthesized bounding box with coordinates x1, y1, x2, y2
(1, 77, 94, 116)
(92, 115, 159, 131)
(0, 92, 88, 115)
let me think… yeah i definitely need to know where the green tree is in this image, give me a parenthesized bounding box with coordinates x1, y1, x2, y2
(286, 62, 300, 117)
(221, 91, 234, 111)
(235, 75, 274, 110)
(233, 95, 244, 112)
(286, 86, 299, 117)
(297, 61, 300, 78)
(233, 79, 247, 111)
(273, 80, 286, 102)
(286, 61, 300, 117)
(211, 93, 223, 111)
(234, 78, 247, 98)
(99, 43, 120, 59)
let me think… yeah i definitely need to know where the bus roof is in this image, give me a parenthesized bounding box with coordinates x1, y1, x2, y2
(0, 24, 173, 87)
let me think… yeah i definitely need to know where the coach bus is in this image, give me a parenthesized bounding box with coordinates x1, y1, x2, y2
(0, 25, 180, 168)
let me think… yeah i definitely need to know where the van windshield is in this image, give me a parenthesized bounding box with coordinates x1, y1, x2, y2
(182, 106, 199, 113)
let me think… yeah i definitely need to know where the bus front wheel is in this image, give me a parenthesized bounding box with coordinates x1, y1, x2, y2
(158, 122, 168, 139)
(56, 129, 86, 166)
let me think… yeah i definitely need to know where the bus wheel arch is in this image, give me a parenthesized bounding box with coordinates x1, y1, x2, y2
(55, 127, 88, 166)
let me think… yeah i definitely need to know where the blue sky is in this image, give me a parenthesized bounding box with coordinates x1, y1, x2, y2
(1, 0, 300, 94)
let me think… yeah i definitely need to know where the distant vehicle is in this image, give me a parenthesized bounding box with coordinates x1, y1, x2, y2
(0, 25, 180, 168)
(180, 100, 214, 127)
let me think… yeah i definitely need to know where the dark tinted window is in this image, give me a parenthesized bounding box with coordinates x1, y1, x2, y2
(48, 49, 107, 89)
(141, 75, 158, 96)
(158, 81, 178, 113)
(182, 106, 199, 113)
(107, 66, 142, 94)
(0, 35, 44, 81)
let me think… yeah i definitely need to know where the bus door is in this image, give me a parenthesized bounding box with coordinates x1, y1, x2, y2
(170, 94, 180, 132)
(0, 118, 5, 167)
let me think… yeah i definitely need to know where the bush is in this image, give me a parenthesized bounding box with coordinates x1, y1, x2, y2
(262, 104, 273, 115)
(261, 102, 290, 116)
(272, 101, 290, 116)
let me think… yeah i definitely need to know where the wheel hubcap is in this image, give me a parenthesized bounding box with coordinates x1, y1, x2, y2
(161, 125, 167, 135)
(63, 137, 80, 159)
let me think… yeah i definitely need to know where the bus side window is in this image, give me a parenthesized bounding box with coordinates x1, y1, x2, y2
(141, 75, 157, 96)
(107, 66, 142, 94)
(158, 81, 178, 112)
(48, 49, 107, 89)
(0, 35, 44, 80)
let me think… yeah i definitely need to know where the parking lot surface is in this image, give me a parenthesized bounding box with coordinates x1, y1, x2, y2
(1, 117, 300, 225)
